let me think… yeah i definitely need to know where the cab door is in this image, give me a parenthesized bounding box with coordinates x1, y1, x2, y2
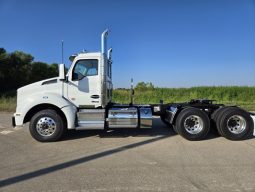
(67, 59, 101, 108)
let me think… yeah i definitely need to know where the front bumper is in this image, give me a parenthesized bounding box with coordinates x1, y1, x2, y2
(12, 116, 16, 127)
(12, 113, 24, 127)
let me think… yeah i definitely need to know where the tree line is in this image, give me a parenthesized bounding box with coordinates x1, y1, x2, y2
(0, 48, 59, 96)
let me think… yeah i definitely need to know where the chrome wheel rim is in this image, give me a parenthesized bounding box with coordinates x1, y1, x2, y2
(184, 115, 204, 134)
(227, 115, 246, 134)
(36, 117, 56, 137)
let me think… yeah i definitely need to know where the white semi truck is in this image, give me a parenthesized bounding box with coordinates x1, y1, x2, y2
(12, 30, 254, 142)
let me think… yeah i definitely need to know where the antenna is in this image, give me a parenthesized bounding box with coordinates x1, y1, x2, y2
(61, 40, 64, 63)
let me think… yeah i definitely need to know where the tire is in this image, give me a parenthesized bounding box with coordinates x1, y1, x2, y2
(175, 108, 210, 140)
(211, 107, 230, 136)
(211, 107, 225, 121)
(172, 125, 179, 134)
(218, 108, 253, 140)
(160, 115, 178, 133)
(216, 107, 239, 136)
(29, 109, 66, 142)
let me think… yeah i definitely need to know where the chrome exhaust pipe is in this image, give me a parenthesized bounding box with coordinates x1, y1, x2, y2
(101, 29, 109, 54)
(107, 48, 112, 60)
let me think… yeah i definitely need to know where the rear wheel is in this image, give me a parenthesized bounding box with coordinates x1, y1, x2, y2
(172, 125, 179, 134)
(218, 108, 253, 140)
(176, 108, 210, 140)
(160, 115, 178, 133)
(211, 107, 231, 136)
(29, 109, 66, 142)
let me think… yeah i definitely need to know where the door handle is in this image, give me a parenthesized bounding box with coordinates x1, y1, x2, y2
(91, 95, 100, 99)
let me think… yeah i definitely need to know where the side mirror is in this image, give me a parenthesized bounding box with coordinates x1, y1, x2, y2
(59, 64, 65, 80)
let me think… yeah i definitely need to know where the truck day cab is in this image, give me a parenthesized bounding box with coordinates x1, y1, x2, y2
(12, 30, 254, 142)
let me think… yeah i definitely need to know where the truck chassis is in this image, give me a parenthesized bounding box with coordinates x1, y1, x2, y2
(12, 30, 254, 142)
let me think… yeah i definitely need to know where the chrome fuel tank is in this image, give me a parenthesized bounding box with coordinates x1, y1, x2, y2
(107, 107, 153, 129)
(139, 107, 152, 128)
(107, 107, 138, 128)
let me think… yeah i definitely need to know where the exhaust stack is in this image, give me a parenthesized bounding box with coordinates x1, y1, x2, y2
(107, 48, 112, 60)
(101, 29, 109, 55)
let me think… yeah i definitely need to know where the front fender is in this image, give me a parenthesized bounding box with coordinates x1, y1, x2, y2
(14, 92, 76, 128)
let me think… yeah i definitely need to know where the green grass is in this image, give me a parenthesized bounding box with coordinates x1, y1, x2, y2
(1, 86, 255, 112)
(0, 97, 16, 112)
(113, 86, 255, 111)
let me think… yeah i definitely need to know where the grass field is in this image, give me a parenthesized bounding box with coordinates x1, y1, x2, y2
(0, 97, 16, 112)
(1, 86, 255, 112)
(113, 86, 255, 111)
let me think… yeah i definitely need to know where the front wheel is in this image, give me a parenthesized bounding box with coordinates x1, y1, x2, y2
(175, 108, 210, 140)
(29, 109, 66, 142)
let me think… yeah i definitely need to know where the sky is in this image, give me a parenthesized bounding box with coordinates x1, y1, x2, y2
(0, 0, 254, 88)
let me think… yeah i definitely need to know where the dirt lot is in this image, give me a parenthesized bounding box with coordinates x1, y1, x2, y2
(0, 112, 255, 192)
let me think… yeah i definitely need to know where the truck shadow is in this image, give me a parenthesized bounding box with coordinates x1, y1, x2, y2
(0, 133, 171, 188)
(63, 118, 220, 141)
(1, 122, 251, 188)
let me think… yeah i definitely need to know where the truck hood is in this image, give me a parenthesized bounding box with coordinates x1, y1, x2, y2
(18, 77, 59, 93)
(17, 77, 62, 104)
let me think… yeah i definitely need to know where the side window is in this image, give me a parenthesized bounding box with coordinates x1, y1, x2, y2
(73, 59, 98, 80)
